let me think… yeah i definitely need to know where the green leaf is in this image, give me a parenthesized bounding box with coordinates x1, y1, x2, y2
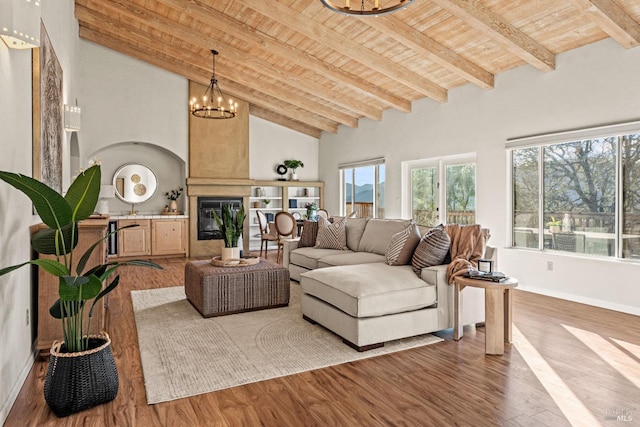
(31, 223, 78, 256)
(89, 275, 119, 317)
(58, 275, 102, 301)
(64, 165, 101, 222)
(0, 171, 72, 229)
(31, 259, 69, 277)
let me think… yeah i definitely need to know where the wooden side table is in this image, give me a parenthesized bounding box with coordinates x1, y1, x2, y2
(453, 275, 519, 355)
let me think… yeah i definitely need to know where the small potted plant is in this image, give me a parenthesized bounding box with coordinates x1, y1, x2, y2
(165, 186, 183, 212)
(546, 216, 562, 233)
(0, 164, 162, 417)
(305, 202, 318, 221)
(262, 199, 271, 208)
(213, 204, 246, 260)
(283, 160, 304, 181)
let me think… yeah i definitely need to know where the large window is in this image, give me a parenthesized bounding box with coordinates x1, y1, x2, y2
(340, 158, 385, 218)
(404, 155, 476, 227)
(509, 122, 640, 260)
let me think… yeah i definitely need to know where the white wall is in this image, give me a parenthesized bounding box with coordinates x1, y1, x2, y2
(319, 39, 640, 314)
(250, 115, 319, 180)
(0, 1, 79, 423)
(79, 41, 189, 164)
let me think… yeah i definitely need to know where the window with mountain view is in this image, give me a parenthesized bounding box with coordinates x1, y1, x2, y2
(340, 160, 385, 218)
(509, 127, 640, 260)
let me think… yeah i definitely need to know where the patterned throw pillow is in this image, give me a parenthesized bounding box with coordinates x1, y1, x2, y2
(315, 216, 347, 250)
(385, 223, 421, 266)
(298, 220, 319, 248)
(411, 224, 451, 275)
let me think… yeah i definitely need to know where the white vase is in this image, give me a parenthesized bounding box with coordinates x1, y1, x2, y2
(169, 200, 178, 212)
(290, 171, 298, 181)
(221, 247, 240, 260)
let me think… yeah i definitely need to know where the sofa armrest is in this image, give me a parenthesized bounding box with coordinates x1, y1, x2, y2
(282, 238, 300, 268)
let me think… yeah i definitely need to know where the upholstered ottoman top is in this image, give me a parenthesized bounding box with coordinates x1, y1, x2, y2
(300, 263, 436, 318)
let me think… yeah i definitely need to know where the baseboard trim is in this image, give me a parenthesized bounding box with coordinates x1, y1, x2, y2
(0, 348, 36, 425)
(518, 286, 640, 316)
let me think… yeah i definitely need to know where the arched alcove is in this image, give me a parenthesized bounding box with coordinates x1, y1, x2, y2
(90, 142, 186, 215)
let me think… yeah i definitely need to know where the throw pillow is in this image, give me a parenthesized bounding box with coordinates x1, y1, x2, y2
(315, 216, 347, 250)
(385, 222, 421, 266)
(411, 224, 451, 275)
(298, 220, 319, 248)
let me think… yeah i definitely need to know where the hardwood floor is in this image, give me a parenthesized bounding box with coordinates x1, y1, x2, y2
(5, 252, 640, 426)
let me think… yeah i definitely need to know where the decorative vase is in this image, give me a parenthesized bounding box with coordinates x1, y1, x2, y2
(221, 247, 241, 260)
(306, 207, 318, 221)
(169, 200, 178, 212)
(44, 333, 118, 417)
(290, 171, 298, 181)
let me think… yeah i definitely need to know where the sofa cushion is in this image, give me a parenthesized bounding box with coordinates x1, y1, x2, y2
(290, 247, 353, 270)
(301, 264, 436, 318)
(385, 222, 421, 266)
(298, 220, 318, 248)
(358, 219, 413, 255)
(317, 252, 385, 268)
(411, 224, 451, 275)
(315, 216, 347, 250)
(345, 217, 369, 251)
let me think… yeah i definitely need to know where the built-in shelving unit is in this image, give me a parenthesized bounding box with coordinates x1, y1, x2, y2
(248, 180, 324, 250)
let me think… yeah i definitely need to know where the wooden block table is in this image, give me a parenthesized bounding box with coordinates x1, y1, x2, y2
(185, 259, 290, 317)
(453, 275, 519, 355)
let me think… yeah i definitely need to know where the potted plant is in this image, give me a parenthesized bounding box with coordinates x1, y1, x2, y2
(262, 199, 271, 208)
(0, 164, 162, 417)
(546, 216, 562, 233)
(165, 186, 183, 212)
(213, 204, 246, 260)
(305, 202, 318, 221)
(283, 160, 304, 181)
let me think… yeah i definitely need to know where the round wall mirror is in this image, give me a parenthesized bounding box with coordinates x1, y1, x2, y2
(112, 163, 158, 204)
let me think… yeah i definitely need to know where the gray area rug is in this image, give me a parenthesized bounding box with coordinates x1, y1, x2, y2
(131, 282, 443, 404)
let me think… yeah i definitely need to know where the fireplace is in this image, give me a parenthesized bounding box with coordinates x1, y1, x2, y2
(197, 197, 243, 241)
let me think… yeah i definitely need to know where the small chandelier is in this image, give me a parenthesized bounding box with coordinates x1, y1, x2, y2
(190, 50, 237, 119)
(320, 0, 415, 16)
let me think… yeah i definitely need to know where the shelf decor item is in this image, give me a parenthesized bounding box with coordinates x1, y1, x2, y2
(284, 160, 304, 181)
(276, 164, 288, 181)
(0, 164, 162, 417)
(165, 186, 183, 212)
(305, 202, 318, 221)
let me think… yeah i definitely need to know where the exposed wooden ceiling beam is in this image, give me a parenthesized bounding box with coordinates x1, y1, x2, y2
(153, 0, 412, 112)
(568, 0, 640, 48)
(77, 2, 357, 128)
(352, 4, 494, 90)
(432, 0, 556, 72)
(78, 26, 339, 134)
(249, 105, 322, 139)
(75, 3, 381, 122)
(240, 0, 448, 102)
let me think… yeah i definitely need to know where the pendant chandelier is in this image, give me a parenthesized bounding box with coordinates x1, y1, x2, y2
(320, 0, 415, 16)
(190, 50, 237, 119)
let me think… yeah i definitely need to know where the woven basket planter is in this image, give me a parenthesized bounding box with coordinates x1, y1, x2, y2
(44, 332, 119, 417)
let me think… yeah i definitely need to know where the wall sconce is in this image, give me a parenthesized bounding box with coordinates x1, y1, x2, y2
(0, 0, 41, 49)
(64, 104, 82, 132)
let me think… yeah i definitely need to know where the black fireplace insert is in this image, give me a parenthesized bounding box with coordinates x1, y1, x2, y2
(197, 197, 243, 240)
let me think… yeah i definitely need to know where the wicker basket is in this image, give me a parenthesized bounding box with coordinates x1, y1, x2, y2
(44, 332, 119, 417)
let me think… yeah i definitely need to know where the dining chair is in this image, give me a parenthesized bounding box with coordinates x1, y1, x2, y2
(256, 210, 278, 258)
(317, 209, 329, 220)
(274, 211, 297, 263)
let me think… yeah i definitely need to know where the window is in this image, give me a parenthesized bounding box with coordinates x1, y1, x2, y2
(404, 155, 476, 227)
(340, 158, 385, 218)
(508, 121, 640, 260)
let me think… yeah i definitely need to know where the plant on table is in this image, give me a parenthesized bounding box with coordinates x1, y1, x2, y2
(213, 204, 246, 248)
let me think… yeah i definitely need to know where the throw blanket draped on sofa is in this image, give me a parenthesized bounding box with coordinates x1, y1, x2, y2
(444, 224, 488, 284)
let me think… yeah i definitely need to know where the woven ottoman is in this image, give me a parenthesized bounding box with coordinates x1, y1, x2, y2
(185, 259, 290, 317)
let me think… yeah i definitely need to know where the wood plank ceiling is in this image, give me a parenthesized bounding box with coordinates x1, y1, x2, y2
(74, 0, 640, 138)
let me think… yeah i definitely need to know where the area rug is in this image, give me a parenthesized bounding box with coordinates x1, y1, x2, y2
(131, 283, 443, 404)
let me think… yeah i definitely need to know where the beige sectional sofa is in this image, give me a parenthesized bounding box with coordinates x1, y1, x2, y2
(283, 218, 491, 351)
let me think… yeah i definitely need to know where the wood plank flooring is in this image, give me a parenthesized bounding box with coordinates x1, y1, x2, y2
(5, 252, 640, 426)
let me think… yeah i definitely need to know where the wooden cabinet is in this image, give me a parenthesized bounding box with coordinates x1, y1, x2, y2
(34, 218, 109, 352)
(115, 218, 187, 258)
(118, 219, 151, 257)
(151, 219, 187, 256)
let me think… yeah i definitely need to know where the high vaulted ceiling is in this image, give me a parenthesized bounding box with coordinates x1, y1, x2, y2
(75, 0, 640, 138)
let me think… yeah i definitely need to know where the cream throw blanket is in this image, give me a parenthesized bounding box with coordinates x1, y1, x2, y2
(444, 224, 488, 284)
